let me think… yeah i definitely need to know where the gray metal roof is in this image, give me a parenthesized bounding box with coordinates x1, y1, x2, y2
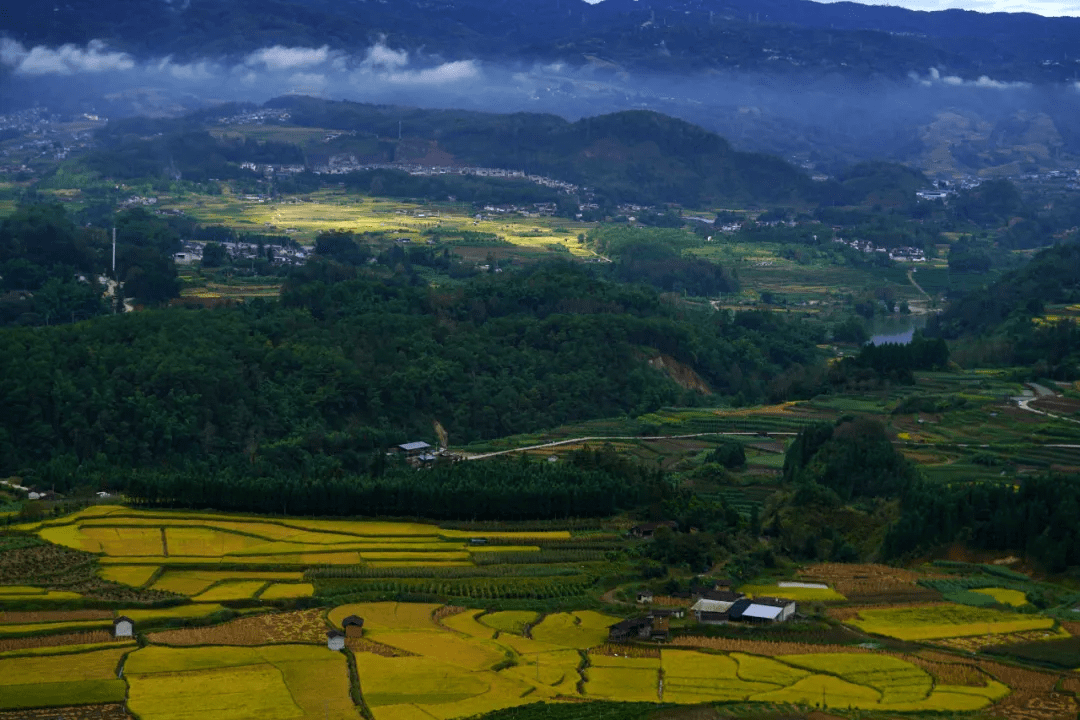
(742, 604, 784, 620)
(399, 441, 432, 451)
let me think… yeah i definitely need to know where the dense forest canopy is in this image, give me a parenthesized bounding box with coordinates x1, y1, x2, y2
(0, 257, 827, 493)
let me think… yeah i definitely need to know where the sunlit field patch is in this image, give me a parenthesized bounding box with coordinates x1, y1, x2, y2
(740, 583, 846, 602)
(530, 611, 618, 649)
(848, 603, 1054, 640)
(478, 611, 537, 636)
(98, 564, 160, 588)
(194, 581, 268, 602)
(972, 587, 1028, 607)
(125, 644, 354, 720)
(0, 646, 129, 709)
(259, 583, 315, 600)
(328, 602, 442, 631)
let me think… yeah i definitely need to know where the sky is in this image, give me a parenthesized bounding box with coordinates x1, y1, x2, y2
(581, 0, 1080, 17)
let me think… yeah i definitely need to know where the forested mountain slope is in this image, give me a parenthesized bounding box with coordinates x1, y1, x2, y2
(0, 262, 826, 489)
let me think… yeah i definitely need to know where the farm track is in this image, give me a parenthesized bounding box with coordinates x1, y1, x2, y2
(464, 432, 797, 460)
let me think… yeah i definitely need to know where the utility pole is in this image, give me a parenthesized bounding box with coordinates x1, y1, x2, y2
(112, 227, 116, 276)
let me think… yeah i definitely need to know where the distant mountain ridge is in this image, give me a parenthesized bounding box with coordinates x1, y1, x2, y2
(3, 0, 1080, 83)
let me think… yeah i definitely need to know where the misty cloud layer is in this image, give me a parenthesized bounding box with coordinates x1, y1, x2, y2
(3, 37, 1080, 172)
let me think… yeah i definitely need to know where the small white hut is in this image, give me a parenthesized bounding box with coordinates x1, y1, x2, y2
(113, 616, 134, 638)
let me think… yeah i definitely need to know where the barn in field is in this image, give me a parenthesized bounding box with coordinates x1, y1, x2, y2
(342, 615, 365, 638)
(728, 597, 796, 624)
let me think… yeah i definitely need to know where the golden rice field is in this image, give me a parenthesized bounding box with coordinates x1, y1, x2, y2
(317, 602, 1015, 717)
(739, 583, 846, 602)
(846, 603, 1055, 641)
(0, 585, 82, 602)
(160, 191, 598, 257)
(0, 646, 129, 710)
(478, 610, 538, 635)
(21, 507, 565, 579)
(125, 644, 356, 720)
(0, 597, 1044, 718)
(972, 587, 1028, 607)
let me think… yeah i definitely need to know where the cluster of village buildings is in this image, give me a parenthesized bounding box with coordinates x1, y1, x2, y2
(171, 239, 309, 267)
(608, 585, 798, 643)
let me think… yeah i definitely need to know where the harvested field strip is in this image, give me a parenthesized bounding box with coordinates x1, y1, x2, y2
(591, 644, 659, 659)
(905, 655, 991, 687)
(0, 702, 131, 720)
(0, 610, 112, 624)
(147, 609, 328, 646)
(0, 631, 126, 654)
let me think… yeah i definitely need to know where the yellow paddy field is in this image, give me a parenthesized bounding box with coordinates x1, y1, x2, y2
(159, 190, 598, 256)
(19, 507, 568, 593)
(847, 603, 1055, 641)
(320, 603, 1010, 718)
(0, 598, 1030, 718)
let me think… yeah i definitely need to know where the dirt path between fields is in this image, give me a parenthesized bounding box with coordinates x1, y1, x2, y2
(462, 431, 797, 460)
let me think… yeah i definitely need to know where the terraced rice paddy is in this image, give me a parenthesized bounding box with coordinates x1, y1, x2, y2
(125, 645, 356, 720)
(478, 610, 538, 635)
(847, 603, 1055, 641)
(20, 508, 564, 579)
(0, 585, 83, 601)
(0, 592, 1054, 718)
(0, 646, 129, 709)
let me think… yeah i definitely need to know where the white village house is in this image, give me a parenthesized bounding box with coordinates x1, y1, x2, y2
(113, 616, 134, 638)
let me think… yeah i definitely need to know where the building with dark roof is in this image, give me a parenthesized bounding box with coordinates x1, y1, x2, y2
(342, 615, 365, 638)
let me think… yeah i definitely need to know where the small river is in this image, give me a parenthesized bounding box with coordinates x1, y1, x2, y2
(868, 314, 928, 346)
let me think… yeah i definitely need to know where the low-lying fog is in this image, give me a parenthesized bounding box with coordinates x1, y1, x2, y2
(3, 37, 1080, 173)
